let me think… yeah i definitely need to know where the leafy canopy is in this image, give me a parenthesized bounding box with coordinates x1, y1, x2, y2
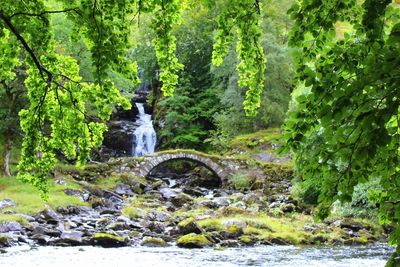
(0, 0, 266, 195)
(283, 0, 400, 262)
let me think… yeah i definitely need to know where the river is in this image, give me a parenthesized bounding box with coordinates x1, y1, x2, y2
(0, 243, 393, 267)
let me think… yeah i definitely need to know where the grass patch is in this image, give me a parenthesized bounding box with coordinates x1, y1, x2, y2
(0, 214, 28, 225)
(0, 176, 88, 215)
(93, 176, 120, 190)
(229, 172, 253, 190)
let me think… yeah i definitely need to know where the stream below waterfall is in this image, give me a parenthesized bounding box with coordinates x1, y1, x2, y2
(0, 243, 393, 267)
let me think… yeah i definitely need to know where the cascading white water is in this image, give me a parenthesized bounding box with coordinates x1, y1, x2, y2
(132, 103, 156, 156)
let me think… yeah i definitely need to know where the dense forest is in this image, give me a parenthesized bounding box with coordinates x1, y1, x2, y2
(0, 0, 399, 266)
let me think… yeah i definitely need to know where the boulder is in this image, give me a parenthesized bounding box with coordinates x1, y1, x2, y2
(115, 183, 134, 196)
(144, 221, 166, 234)
(177, 233, 212, 248)
(56, 205, 81, 215)
(52, 231, 84, 246)
(0, 235, 14, 247)
(159, 188, 181, 199)
(141, 237, 167, 247)
(222, 219, 247, 229)
(31, 225, 61, 237)
(106, 222, 131, 231)
(146, 210, 171, 222)
(31, 234, 51, 245)
(35, 207, 60, 224)
(212, 197, 230, 207)
(339, 219, 365, 232)
(178, 218, 203, 235)
(92, 232, 130, 247)
(0, 221, 23, 233)
(171, 193, 194, 207)
(0, 199, 16, 209)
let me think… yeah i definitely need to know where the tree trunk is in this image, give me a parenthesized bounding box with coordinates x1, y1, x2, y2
(3, 134, 11, 176)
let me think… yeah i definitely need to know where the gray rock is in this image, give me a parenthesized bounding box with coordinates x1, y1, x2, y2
(212, 197, 231, 207)
(115, 183, 133, 196)
(31, 225, 61, 237)
(222, 219, 247, 229)
(220, 239, 241, 247)
(140, 237, 167, 247)
(92, 233, 130, 247)
(171, 193, 193, 207)
(31, 234, 50, 245)
(145, 221, 166, 234)
(0, 199, 16, 209)
(160, 188, 181, 199)
(106, 222, 131, 231)
(0, 221, 22, 233)
(178, 218, 203, 235)
(35, 207, 60, 224)
(60, 231, 84, 243)
(0, 234, 15, 247)
(64, 189, 83, 196)
(147, 210, 170, 222)
(183, 188, 206, 197)
(229, 201, 246, 210)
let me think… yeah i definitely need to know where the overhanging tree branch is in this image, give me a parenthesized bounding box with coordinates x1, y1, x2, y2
(0, 10, 52, 83)
(9, 8, 80, 19)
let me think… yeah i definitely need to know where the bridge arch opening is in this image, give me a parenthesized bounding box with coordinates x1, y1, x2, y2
(147, 159, 222, 188)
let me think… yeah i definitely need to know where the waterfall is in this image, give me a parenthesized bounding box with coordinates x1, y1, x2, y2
(132, 103, 157, 156)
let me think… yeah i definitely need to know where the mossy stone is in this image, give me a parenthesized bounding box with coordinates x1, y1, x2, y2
(141, 237, 167, 247)
(177, 233, 212, 248)
(178, 217, 203, 234)
(92, 232, 129, 247)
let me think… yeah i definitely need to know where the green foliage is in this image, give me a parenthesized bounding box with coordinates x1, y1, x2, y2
(154, 5, 221, 150)
(210, 0, 294, 141)
(212, 0, 266, 116)
(0, 0, 280, 194)
(283, 0, 400, 257)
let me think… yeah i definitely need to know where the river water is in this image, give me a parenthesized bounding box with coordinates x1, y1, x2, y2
(0, 243, 393, 267)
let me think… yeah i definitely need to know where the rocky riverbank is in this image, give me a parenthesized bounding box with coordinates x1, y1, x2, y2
(0, 157, 388, 250)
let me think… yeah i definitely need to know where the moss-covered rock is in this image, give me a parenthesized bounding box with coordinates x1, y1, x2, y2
(92, 232, 129, 247)
(239, 235, 256, 245)
(177, 233, 212, 248)
(178, 218, 203, 235)
(0, 235, 13, 247)
(172, 193, 194, 207)
(141, 237, 167, 247)
(226, 225, 244, 238)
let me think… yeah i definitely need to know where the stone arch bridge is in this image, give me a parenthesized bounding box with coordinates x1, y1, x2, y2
(89, 149, 292, 195)
(134, 150, 231, 184)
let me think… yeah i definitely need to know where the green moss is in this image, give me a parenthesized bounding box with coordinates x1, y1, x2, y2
(198, 219, 224, 231)
(178, 217, 195, 227)
(229, 128, 282, 154)
(122, 206, 143, 219)
(239, 235, 254, 244)
(141, 237, 167, 246)
(93, 233, 124, 241)
(177, 233, 212, 248)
